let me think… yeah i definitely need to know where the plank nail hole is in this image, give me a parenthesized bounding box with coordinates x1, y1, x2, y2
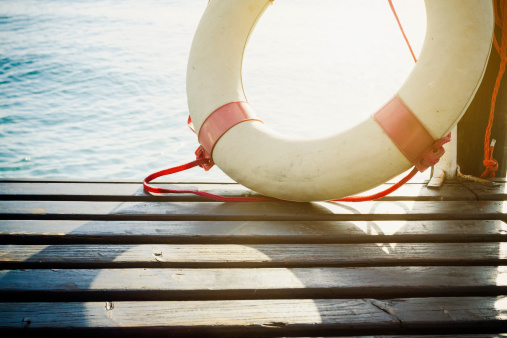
(22, 317, 31, 328)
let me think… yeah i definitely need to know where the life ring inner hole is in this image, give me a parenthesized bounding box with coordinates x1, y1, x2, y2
(241, 0, 427, 138)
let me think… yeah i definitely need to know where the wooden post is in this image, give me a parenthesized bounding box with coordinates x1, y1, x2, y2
(457, 27, 507, 178)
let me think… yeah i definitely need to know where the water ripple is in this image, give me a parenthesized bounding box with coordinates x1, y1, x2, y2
(0, 0, 426, 180)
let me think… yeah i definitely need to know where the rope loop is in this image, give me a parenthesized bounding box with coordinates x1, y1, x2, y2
(143, 0, 431, 203)
(483, 158, 499, 177)
(195, 145, 214, 171)
(482, 140, 499, 178)
(419, 133, 451, 168)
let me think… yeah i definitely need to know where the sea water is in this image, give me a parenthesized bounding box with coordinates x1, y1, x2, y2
(0, 0, 426, 181)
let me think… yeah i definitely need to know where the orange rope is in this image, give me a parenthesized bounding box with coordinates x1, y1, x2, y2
(388, 0, 417, 63)
(482, 0, 507, 178)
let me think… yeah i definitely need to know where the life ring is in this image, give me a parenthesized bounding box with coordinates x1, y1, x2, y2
(187, 0, 493, 202)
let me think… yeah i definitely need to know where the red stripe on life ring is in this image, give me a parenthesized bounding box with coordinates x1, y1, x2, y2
(373, 96, 436, 172)
(198, 101, 262, 157)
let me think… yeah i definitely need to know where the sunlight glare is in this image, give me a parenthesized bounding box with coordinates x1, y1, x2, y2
(494, 296, 507, 320)
(243, 0, 427, 137)
(350, 220, 406, 236)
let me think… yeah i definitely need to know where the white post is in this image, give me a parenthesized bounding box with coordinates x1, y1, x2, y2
(427, 126, 458, 188)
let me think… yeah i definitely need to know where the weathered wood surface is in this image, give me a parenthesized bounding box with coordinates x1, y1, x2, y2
(1, 200, 505, 221)
(1, 219, 505, 244)
(0, 181, 479, 201)
(1, 297, 506, 336)
(1, 266, 506, 301)
(0, 179, 506, 336)
(1, 243, 507, 268)
(459, 180, 507, 201)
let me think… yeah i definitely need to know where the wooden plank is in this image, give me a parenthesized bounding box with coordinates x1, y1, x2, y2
(1, 220, 505, 244)
(0, 200, 505, 221)
(0, 181, 479, 201)
(1, 243, 507, 268)
(0, 182, 260, 202)
(0, 297, 505, 335)
(0, 178, 236, 184)
(460, 180, 507, 201)
(1, 267, 506, 301)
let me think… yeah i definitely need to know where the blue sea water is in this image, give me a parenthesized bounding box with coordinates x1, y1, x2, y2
(0, 0, 426, 181)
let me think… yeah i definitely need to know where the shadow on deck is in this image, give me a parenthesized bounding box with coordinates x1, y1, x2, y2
(0, 177, 506, 336)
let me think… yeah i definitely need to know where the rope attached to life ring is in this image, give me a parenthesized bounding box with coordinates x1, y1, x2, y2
(143, 132, 451, 202)
(143, 1, 450, 202)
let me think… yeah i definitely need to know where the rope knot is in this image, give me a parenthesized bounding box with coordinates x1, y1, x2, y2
(483, 158, 499, 176)
(480, 0, 507, 178)
(195, 145, 214, 171)
(418, 133, 451, 170)
(481, 140, 498, 178)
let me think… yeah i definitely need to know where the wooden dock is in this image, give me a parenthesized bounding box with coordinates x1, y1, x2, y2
(0, 177, 506, 336)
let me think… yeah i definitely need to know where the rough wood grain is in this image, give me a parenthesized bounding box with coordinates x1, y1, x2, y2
(460, 180, 507, 201)
(0, 180, 506, 336)
(0, 200, 505, 221)
(0, 297, 506, 335)
(1, 243, 507, 268)
(0, 181, 479, 201)
(1, 266, 506, 301)
(1, 220, 505, 244)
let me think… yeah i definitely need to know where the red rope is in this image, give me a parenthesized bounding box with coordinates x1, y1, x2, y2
(144, 131, 450, 202)
(143, 154, 278, 202)
(143, 145, 277, 202)
(334, 133, 451, 202)
(143, 1, 443, 203)
(334, 167, 418, 202)
(142, 155, 416, 202)
(481, 0, 506, 178)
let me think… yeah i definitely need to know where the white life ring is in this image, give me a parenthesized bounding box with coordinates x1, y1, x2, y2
(187, 0, 493, 202)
